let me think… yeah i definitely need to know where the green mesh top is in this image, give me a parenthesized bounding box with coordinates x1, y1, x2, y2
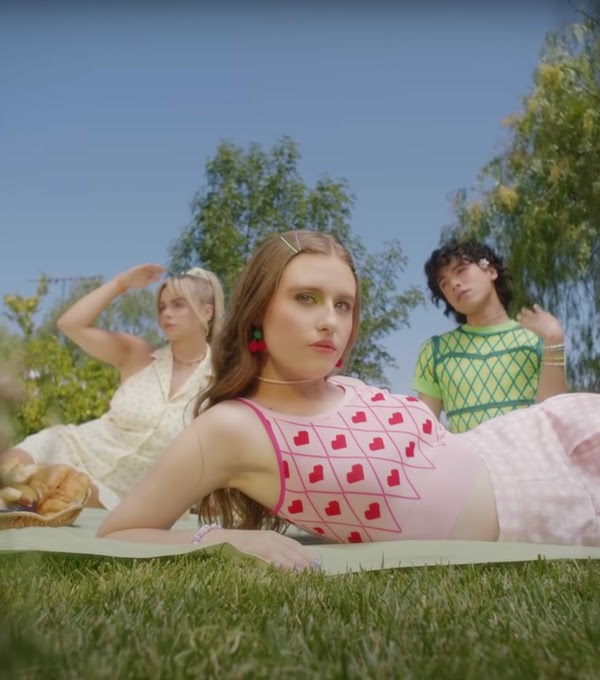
(412, 321, 543, 433)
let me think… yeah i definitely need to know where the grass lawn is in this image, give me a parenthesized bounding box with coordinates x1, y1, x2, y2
(2, 551, 600, 679)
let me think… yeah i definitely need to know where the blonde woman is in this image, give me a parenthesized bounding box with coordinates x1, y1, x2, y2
(0, 263, 224, 509)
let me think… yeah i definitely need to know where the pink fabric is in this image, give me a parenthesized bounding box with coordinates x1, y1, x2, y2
(462, 392, 600, 546)
(237, 382, 485, 543)
(238, 386, 600, 546)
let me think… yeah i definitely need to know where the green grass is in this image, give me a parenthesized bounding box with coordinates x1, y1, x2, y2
(2, 552, 600, 679)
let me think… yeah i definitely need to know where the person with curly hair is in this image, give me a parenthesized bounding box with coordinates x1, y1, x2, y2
(412, 239, 567, 433)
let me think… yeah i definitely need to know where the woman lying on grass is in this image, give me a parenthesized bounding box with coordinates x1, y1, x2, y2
(99, 230, 600, 571)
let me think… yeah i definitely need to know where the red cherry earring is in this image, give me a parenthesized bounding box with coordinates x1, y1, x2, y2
(249, 327, 267, 353)
(335, 358, 343, 368)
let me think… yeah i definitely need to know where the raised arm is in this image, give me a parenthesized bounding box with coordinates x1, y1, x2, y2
(517, 304, 568, 402)
(57, 263, 165, 374)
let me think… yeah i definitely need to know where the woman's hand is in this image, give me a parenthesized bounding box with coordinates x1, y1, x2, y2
(516, 304, 564, 345)
(118, 264, 166, 292)
(198, 528, 322, 572)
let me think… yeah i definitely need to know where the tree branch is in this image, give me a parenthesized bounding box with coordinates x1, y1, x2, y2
(568, 0, 600, 26)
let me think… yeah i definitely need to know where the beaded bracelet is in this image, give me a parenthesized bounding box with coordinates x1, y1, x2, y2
(543, 343, 565, 352)
(192, 522, 222, 544)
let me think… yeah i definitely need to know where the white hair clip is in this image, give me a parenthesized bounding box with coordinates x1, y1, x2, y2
(478, 258, 490, 270)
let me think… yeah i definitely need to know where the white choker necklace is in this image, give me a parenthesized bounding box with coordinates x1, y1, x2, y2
(256, 376, 320, 385)
(172, 349, 206, 365)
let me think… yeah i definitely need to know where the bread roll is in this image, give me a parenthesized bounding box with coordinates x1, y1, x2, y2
(28, 464, 73, 495)
(36, 469, 91, 515)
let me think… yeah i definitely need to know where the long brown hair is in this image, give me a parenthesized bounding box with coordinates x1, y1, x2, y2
(196, 229, 361, 530)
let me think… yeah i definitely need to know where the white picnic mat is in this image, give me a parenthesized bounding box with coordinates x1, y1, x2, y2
(1, 509, 600, 575)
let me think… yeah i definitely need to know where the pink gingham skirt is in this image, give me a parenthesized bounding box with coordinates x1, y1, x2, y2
(461, 393, 600, 545)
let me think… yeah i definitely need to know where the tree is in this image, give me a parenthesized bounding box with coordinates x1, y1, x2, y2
(2, 282, 119, 441)
(445, 19, 600, 391)
(168, 136, 423, 385)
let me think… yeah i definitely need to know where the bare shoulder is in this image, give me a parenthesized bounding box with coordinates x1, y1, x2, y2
(189, 400, 266, 447)
(187, 399, 277, 479)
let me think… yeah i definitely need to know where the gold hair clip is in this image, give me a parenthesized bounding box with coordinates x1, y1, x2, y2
(280, 235, 299, 254)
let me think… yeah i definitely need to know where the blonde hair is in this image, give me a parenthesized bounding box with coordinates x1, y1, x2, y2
(156, 268, 225, 343)
(195, 230, 361, 531)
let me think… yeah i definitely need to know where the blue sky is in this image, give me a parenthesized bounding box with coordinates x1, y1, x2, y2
(0, 1, 576, 391)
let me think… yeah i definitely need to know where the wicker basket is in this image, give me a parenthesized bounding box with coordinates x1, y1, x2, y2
(0, 489, 91, 530)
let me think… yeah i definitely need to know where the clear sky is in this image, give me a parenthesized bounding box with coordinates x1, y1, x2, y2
(0, 0, 576, 392)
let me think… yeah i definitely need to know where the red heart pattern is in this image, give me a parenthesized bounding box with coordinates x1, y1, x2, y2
(364, 502, 381, 520)
(276, 384, 442, 544)
(309, 464, 324, 483)
(325, 500, 341, 516)
(346, 463, 365, 484)
(387, 469, 400, 486)
(287, 499, 303, 514)
(331, 434, 347, 450)
(294, 430, 309, 446)
(369, 437, 384, 451)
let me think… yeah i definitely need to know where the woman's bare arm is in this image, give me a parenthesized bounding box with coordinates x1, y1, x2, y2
(97, 406, 320, 570)
(57, 263, 164, 372)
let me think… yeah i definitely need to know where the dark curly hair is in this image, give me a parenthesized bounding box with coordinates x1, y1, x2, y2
(424, 238, 513, 324)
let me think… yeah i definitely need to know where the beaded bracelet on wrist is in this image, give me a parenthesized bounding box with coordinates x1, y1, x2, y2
(192, 523, 222, 544)
(543, 343, 565, 352)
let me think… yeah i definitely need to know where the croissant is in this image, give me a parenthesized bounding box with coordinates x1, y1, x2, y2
(36, 469, 91, 515)
(0, 463, 91, 515)
(28, 464, 74, 496)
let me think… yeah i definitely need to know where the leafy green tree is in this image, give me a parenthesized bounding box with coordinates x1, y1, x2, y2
(445, 19, 600, 390)
(3, 277, 49, 341)
(2, 283, 119, 441)
(168, 137, 423, 385)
